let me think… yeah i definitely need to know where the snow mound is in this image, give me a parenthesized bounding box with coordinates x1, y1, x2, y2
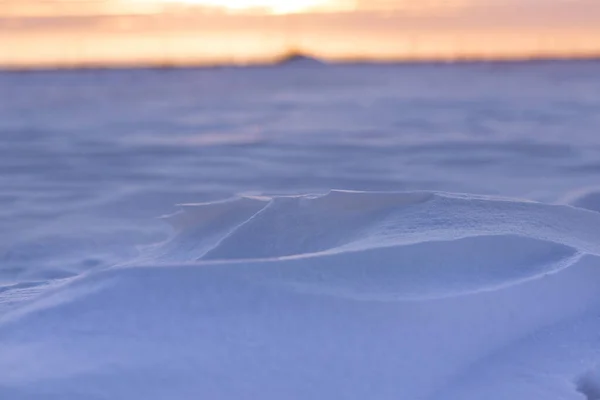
(2, 255, 600, 399)
(2, 190, 600, 399)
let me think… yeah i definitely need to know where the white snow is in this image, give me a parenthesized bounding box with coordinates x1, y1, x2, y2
(1, 61, 600, 399)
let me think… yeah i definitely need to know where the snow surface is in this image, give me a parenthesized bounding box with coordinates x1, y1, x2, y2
(1, 61, 600, 399)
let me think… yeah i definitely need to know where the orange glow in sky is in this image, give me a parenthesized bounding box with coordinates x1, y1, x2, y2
(1, 0, 599, 68)
(126, 0, 349, 14)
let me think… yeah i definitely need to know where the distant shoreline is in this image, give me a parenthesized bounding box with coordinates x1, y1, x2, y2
(2, 53, 599, 73)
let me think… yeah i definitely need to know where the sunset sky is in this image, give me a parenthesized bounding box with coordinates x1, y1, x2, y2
(1, 0, 599, 67)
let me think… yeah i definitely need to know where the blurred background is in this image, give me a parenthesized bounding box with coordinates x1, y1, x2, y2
(1, 0, 599, 68)
(0, 0, 599, 276)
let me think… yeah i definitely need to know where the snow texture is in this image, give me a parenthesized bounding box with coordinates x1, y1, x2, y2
(2, 61, 600, 399)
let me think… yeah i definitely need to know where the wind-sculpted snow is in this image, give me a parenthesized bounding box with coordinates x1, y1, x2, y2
(204, 235, 580, 300)
(160, 190, 600, 260)
(2, 190, 600, 400)
(134, 190, 600, 300)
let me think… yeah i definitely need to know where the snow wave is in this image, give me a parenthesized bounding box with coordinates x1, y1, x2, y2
(157, 190, 600, 260)
(1, 190, 600, 399)
(136, 190, 600, 299)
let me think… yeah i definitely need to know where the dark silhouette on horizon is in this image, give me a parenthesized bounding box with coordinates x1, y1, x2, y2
(275, 51, 326, 66)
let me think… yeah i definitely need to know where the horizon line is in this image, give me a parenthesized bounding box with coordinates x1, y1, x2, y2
(2, 52, 600, 73)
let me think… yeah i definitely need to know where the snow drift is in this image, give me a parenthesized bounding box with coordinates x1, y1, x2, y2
(1, 190, 600, 400)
